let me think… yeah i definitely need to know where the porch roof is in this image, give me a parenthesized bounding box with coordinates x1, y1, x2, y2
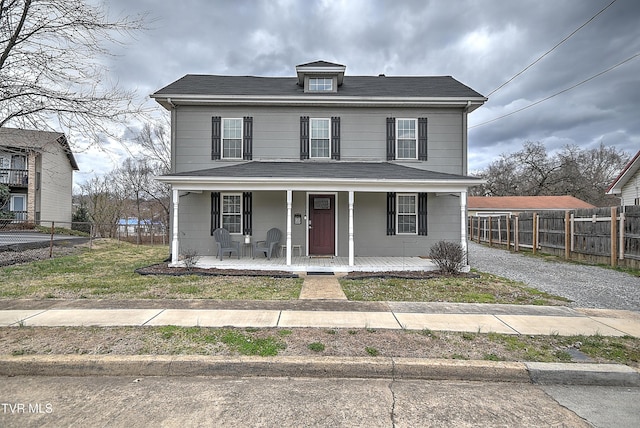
(157, 161, 483, 192)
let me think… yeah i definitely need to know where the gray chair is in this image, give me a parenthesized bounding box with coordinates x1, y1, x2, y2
(253, 228, 282, 260)
(213, 228, 240, 260)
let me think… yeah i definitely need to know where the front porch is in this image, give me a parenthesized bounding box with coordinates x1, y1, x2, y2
(186, 255, 438, 273)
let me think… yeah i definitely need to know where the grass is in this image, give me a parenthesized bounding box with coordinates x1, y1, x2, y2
(151, 326, 285, 356)
(1, 239, 577, 305)
(0, 240, 303, 300)
(307, 342, 325, 352)
(340, 270, 571, 305)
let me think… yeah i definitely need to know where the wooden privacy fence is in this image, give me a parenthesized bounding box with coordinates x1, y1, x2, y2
(468, 205, 640, 269)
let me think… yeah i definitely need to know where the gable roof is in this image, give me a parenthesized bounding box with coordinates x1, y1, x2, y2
(468, 195, 595, 211)
(607, 150, 640, 194)
(296, 60, 345, 68)
(152, 74, 485, 99)
(0, 128, 79, 170)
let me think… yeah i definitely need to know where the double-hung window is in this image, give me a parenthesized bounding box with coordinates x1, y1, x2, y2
(221, 194, 242, 234)
(222, 119, 243, 159)
(310, 118, 330, 158)
(309, 77, 333, 92)
(396, 193, 417, 234)
(396, 119, 417, 159)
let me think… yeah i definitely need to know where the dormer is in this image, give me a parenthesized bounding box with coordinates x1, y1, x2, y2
(296, 60, 346, 93)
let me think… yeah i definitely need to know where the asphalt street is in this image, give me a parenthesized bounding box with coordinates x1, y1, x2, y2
(4, 376, 638, 427)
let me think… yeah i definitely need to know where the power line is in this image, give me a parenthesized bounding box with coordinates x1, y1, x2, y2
(470, 52, 640, 129)
(486, 0, 617, 97)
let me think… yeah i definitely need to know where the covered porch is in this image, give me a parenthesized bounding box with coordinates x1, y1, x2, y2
(158, 162, 480, 273)
(182, 254, 438, 273)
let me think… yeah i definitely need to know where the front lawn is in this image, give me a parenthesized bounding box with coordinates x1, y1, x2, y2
(0, 240, 302, 300)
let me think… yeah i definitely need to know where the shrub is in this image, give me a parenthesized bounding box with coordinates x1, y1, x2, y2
(429, 240, 467, 274)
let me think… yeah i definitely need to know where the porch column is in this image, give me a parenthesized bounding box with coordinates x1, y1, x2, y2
(286, 190, 292, 266)
(348, 191, 354, 266)
(171, 188, 179, 265)
(460, 190, 468, 255)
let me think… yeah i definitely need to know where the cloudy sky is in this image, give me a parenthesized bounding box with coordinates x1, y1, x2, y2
(77, 0, 640, 183)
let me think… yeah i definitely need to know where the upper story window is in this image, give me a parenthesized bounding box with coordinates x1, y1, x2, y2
(310, 118, 330, 158)
(222, 118, 243, 159)
(396, 119, 417, 159)
(309, 77, 333, 92)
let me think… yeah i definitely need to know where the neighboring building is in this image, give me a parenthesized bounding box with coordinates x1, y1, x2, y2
(468, 195, 595, 217)
(0, 128, 79, 223)
(152, 61, 486, 269)
(607, 150, 640, 206)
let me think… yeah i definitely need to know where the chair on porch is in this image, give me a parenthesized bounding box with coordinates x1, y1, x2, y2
(253, 227, 282, 260)
(213, 228, 240, 261)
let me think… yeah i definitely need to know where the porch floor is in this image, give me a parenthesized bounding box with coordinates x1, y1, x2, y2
(186, 256, 438, 273)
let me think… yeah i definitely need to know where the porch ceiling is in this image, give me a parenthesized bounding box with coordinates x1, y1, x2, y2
(157, 161, 482, 192)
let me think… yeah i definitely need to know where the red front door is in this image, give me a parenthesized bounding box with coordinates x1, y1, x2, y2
(309, 194, 335, 255)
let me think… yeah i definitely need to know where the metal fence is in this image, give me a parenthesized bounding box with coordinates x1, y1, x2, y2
(468, 205, 640, 269)
(0, 219, 169, 264)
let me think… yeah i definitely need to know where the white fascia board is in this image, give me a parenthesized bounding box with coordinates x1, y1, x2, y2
(156, 175, 482, 193)
(151, 94, 487, 110)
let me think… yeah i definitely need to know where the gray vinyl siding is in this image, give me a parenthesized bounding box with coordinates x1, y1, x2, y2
(39, 143, 74, 223)
(620, 171, 640, 206)
(352, 192, 460, 257)
(173, 106, 465, 175)
(176, 190, 460, 257)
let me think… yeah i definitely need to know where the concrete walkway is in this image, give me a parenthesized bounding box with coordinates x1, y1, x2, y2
(298, 273, 348, 300)
(1, 300, 639, 337)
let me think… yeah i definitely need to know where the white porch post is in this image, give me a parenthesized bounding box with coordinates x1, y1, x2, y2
(171, 188, 180, 265)
(286, 190, 292, 266)
(460, 190, 468, 255)
(348, 191, 354, 266)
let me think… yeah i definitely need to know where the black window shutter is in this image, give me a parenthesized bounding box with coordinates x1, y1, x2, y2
(386, 118, 396, 160)
(418, 192, 428, 235)
(211, 192, 220, 235)
(331, 116, 340, 160)
(418, 117, 428, 161)
(386, 192, 396, 235)
(300, 116, 309, 160)
(211, 117, 221, 160)
(243, 117, 253, 160)
(243, 192, 252, 235)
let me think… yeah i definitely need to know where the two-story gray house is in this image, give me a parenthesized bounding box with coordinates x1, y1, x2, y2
(152, 61, 486, 271)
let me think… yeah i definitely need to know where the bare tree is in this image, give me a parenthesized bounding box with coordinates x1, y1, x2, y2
(472, 141, 629, 206)
(79, 175, 125, 238)
(0, 0, 147, 139)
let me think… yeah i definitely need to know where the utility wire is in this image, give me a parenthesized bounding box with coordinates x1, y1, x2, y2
(486, 0, 617, 97)
(470, 52, 640, 129)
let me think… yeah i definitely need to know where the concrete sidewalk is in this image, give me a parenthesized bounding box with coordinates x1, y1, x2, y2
(1, 300, 639, 337)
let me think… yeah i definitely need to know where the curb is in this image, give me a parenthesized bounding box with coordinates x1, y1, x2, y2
(1, 356, 638, 386)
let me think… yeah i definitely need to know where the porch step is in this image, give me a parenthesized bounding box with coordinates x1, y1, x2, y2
(299, 273, 347, 300)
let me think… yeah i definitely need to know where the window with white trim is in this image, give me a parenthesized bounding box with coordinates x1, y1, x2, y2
(309, 77, 333, 91)
(396, 193, 417, 234)
(310, 118, 330, 158)
(396, 119, 417, 159)
(222, 118, 243, 159)
(221, 194, 242, 233)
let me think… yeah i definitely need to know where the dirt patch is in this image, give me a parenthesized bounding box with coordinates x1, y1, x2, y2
(2, 326, 638, 367)
(135, 263, 298, 278)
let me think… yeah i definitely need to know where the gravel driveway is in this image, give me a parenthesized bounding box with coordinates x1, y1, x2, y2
(467, 241, 640, 312)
